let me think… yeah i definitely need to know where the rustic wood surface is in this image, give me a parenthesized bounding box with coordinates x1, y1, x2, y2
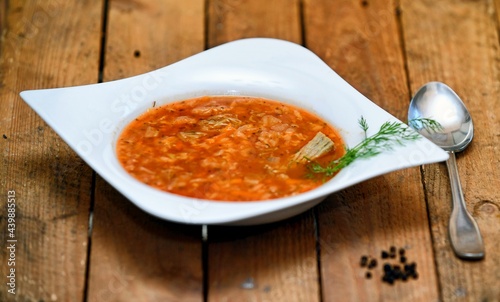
(402, 1, 500, 300)
(0, 1, 101, 301)
(87, 1, 205, 301)
(1, 0, 499, 301)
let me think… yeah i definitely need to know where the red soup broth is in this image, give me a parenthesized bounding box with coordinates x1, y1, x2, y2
(116, 96, 345, 201)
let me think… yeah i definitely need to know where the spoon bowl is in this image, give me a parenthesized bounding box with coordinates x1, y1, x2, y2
(408, 82, 484, 260)
(409, 82, 473, 152)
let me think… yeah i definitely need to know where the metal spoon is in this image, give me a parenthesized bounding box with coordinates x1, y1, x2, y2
(408, 82, 484, 259)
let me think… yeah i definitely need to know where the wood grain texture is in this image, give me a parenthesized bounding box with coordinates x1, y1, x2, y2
(304, 0, 440, 301)
(206, 1, 320, 301)
(1, 1, 499, 301)
(0, 0, 6, 37)
(104, 0, 206, 81)
(86, 0, 205, 301)
(208, 213, 320, 302)
(207, 0, 302, 48)
(87, 183, 203, 302)
(304, 0, 410, 118)
(0, 0, 102, 301)
(497, 0, 500, 28)
(401, 0, 500, 301)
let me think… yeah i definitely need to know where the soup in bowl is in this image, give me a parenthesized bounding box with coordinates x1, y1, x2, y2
(116, 95, 345, 201)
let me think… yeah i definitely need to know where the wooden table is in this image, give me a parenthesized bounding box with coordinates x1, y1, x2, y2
(1, 1, 499, 301)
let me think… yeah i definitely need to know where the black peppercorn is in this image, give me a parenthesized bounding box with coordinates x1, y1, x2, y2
(368, 259, 377, 269)
(404, 264, 412, 272)
(360, 256, 368, 267)
(389, 246, 397, 258)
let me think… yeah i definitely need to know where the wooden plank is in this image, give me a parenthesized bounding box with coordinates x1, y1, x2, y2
(401, 0, 500, 301)
(103, 0, 206, 81)
(87, 184, 203, 302)
(208, 214, 320, 302)
(0, 0, 102, 301)
(207, 0, 302, 48)
(497, 0, 500, 26)
(304, 0, 441, 300)
(0, 0, 6, 36)
(206, 1, 320, 301)
(86, 1, 205, 301)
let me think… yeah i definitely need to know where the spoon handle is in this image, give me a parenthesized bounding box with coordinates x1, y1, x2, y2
(446, 151, 484, 259)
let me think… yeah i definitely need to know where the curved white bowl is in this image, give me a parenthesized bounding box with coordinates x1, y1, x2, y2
(20, 38, 448, 225)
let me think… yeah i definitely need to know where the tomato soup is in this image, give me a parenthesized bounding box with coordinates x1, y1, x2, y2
(116, 96, 344, 201)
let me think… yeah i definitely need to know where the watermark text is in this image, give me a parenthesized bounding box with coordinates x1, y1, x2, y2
(6, 190, 17, 295)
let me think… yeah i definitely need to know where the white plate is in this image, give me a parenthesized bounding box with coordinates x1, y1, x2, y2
(20, 38, 448, 225)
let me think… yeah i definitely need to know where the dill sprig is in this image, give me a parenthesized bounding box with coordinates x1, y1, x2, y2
(307, 117, 421, 177)
(408, 117, 443, 134)
(359, 116, 369, 139)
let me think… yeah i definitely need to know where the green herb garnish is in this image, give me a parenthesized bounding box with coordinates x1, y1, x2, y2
(408, 117, 443, 134)
(307, 117, 425, 177)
